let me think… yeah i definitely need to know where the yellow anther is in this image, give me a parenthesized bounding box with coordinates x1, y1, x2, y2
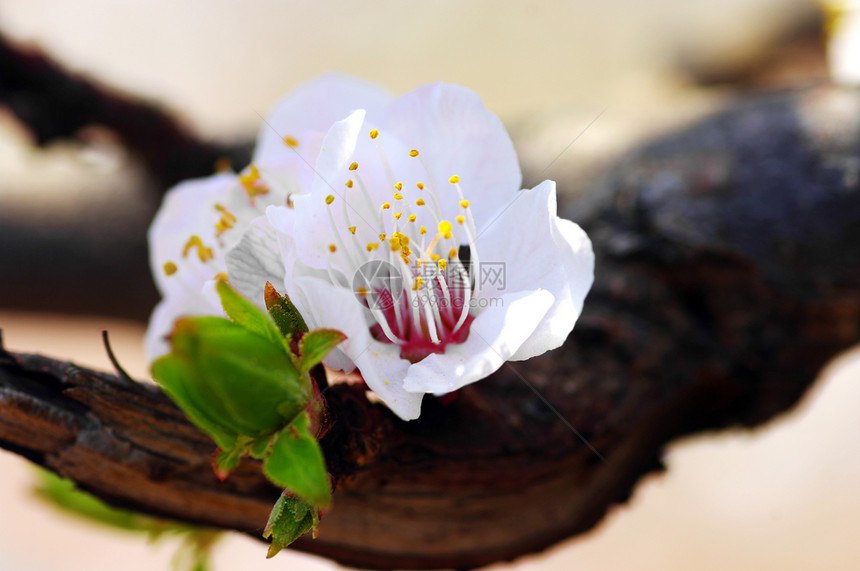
(163, 261, 178, 276)
(345, 179, 354, 188)
(214, 203, 238, 237)
(449, 175, 460, 184)
(420, 225, 428, 235)
(348, 226, 357, 235)
(415, 198, 426, 206)
(369, 129, 379, 139)
(326, 195, 335, 205)
(431, 254, 440, 261)
(408, 214, 417, 222)
(438, 220, 453, 238)
(182, 235, 214, 263)
(389, 237, 401, 252)
(409, 149, 419, 157)
(456, 215, 465, 224)
(413, 277, 424, 290)
(394, 182, 403, 191)
(402, 245, 412, 256)
(214, 272, 228, 282)
(394, 212, 402, 220)
(349, 162, 359, 171)
(437, 259, 448, 270)
(449, 247, 458, 258)
(382, 202, 391, 210)
(366, 242, 379, 252)
(393, 193, 404, 200)
(239, 164, 270, 204)
(459, 200, 470, 208)
(284, 136, 299, 148)
(379, 234, 387, 241)
(329, 244, 337, 253)
(357, 287, 368, 296)
(416, 182, 425, 190)
(399, 234, 410, 246)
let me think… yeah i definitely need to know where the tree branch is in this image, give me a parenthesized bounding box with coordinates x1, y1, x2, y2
(0, 33, 251, 188)
(2, 63, 859, 568)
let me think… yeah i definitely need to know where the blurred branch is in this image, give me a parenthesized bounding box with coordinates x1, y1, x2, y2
(0, 32, 250, 188)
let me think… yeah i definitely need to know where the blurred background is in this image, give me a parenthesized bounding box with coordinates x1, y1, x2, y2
(1, 0, 859, 570)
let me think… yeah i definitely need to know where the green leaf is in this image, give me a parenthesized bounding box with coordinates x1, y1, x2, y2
(262, 493, 316, 558)
(152, 355, 238, 451)
(153, 316, 307, 441)
(263, 412, 331, 507)
(265, 282, 308, 336)
(298, 329, 346, 375)
(216, 280, 287, 351)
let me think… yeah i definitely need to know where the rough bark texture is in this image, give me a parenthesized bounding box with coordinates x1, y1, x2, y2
(2, 33, 860, 569)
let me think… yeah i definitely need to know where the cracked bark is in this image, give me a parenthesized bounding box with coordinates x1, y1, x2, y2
(1, 33, 859, 569)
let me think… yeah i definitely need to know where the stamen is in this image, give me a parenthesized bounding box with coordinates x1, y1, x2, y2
(394, 212, 402, 220)
(449, 175, 460, 184)
(459, 200, 470, 208)
(415, 198, 426, 206)
(349, 162, 359, 171)
(379, 233, 387, 241)
(438, 220, 453, 239)
(348, 226, 357, 234)
(394, 182, 403, 191)
(409, 149, 419, 157)
(369, 129, 379, 139)
(417, 182, 425, 190)
(420, 226, 428, 235)
(408, 214, 417, 222)
(329, 244, 337, 253)
(393, 193, 404, 200)
(182, 235, 214, 263)
(456, 215, 465, 224)
(326, 195, 335, 205)
(239, 165, 270, 205)
(283, 136, 299, 148)
(163, 261, 177, 276)
(382, 202, 391, 210)
(346, 179, 354, 188)
(449, 247, 458, 258)
(366, 242, 379, 252)
(437, 259, 447, 270)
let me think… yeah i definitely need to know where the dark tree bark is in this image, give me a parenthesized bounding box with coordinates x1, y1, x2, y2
(1, 32, 859, 569)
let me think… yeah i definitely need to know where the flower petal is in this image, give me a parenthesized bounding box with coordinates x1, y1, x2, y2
(254, 73, 392, 166)
(475, 180, 594, 360)
(287, 276, 423, 420)
(379, 82, 522, 229)
(148, 173, 237, 295)
(224, 216, 285, 309)
(401, 289, 554, 395)
(144, 282, 224, 361)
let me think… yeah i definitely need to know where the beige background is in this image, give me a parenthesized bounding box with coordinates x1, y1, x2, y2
(2, 1, 859, 569)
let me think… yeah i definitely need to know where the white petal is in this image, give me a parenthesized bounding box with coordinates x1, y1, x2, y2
(402, 289, 554, 394)
(254, 73, 392, 166)
(380, 82, 522, 229)
(287, 276, 423, 420)
(476, 180, 594, 361)
(148, 173, 236, 295)
(224, 216, 285, 309)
